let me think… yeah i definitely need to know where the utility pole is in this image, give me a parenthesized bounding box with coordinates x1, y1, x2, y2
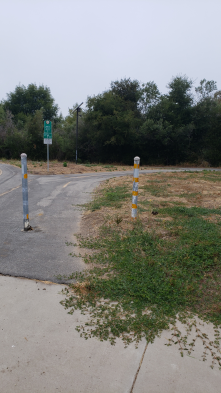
(73, 102, 83, 164)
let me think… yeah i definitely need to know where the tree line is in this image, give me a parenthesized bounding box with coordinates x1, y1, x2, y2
(1, 76, 221, 165)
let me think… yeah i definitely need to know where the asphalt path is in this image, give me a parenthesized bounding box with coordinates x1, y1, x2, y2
(0, 163, 220, 283)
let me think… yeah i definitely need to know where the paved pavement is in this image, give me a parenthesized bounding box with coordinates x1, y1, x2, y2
(1, 163, 221, 392)
(1, 275, 221, 393)
(0, 163, 106, 282)
(0, 163, 134, 283)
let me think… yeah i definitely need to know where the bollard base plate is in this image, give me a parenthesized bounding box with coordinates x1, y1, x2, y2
(24, 219, 32, 231)
(24, 225, 33, 231)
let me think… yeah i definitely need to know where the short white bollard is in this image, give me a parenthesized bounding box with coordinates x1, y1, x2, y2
(131, 156, 140, 220)
(21, 153, 30, 231)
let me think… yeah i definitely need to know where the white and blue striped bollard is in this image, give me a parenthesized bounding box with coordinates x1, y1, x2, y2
(21, 153, 30, 231)
(131, 156, 140, 220)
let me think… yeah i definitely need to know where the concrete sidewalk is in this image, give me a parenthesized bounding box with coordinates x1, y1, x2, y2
(1, 275, 221, 393)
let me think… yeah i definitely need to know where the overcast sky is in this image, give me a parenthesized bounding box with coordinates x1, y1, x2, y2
(1, 0, 220, 117)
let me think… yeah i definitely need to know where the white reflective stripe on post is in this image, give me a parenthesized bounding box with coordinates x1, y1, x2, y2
(131, 156, 140, 220)
(21, 153, 30, 230)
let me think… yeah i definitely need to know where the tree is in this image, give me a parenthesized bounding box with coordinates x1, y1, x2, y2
(139, 81, 161, 115)
(110, 78, 142, 113)
(0, 106, 11, 156)
(80, 89, 141, 162)
(3, 84, 59, 123)
(168, 75, 193, 105)
(59, 104, 79, 161)
(0, 104, 5, 124)
(192, 83, 221, 165)
(191, 81, 218, 162)
(25, 109, 44, 160)
(165, 75, 193, 128)
(214, 90, 221, 103)
(138, 76, 195, 164)
(1, 110, 25, 159)
(195, 79, 217, 101)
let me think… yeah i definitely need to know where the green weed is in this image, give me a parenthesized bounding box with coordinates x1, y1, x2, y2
(102, 165, 118, 171)
(61, 172, 221, 351)
(140, 182, 169, 197)
(88, 185, 131, 211)
(65, 241, 77, 246)
(176, 192, 200, 199)
(115, 214, 123, 225)
(202, 175, 221, 182)
(160, 206, 221, 218)
(62, 214, 221, 346)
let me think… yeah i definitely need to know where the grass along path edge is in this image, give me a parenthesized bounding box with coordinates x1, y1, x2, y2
(60, 171, 221, 369)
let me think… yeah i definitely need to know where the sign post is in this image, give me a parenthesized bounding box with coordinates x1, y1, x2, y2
(44, 121, 52, 171)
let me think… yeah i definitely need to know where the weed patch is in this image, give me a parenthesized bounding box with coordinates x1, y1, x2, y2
(61, 170, 221, 360)
(140, 182, 169, 197)
(88, 185, 131, 211)
(160, 206, 221, 218)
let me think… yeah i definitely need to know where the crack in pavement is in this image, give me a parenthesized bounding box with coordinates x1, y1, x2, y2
(130, 341, 148, 393)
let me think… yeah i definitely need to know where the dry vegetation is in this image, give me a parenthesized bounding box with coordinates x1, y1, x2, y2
(0, 158, 158, 175)
(1, 158, 214, 176)
(80, 171, 221, 238)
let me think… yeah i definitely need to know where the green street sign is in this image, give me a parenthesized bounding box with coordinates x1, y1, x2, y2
(44, 120, 52, 144)
(44, 120, 52, 137)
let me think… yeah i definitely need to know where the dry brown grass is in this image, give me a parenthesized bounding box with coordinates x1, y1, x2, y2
(1, 159, 157, 175)
(3, 158, 215, 176)
(79, 171, 221, 238)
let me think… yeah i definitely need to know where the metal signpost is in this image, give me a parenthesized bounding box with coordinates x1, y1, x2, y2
(44, 120, 52, 171)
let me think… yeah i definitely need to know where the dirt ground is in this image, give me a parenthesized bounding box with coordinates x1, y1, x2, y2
(0, 158, 213, 176)
(80, 171, 221, 240)
(0, 159, 154, 175)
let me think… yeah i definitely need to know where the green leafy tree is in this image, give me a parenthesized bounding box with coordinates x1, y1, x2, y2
(0, 104, 5, 124)
(191, 80, 218, 163)
(59, 104, 78, 161)
(139, 81, 161, 115)
(165, 75, 193, 128)
(1, 110, 26, 159)
(0, 105, 8, 155)
(195, 79, 217, 100)
(3, 84, 59, 123)
(214, 90, 221, 102)
(80, 89, 141, 162)
(139, 76, 194, 164)
(78, 79, 143, 163)
(110, 78, 142, 113)
(25, 109, 44, 160)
